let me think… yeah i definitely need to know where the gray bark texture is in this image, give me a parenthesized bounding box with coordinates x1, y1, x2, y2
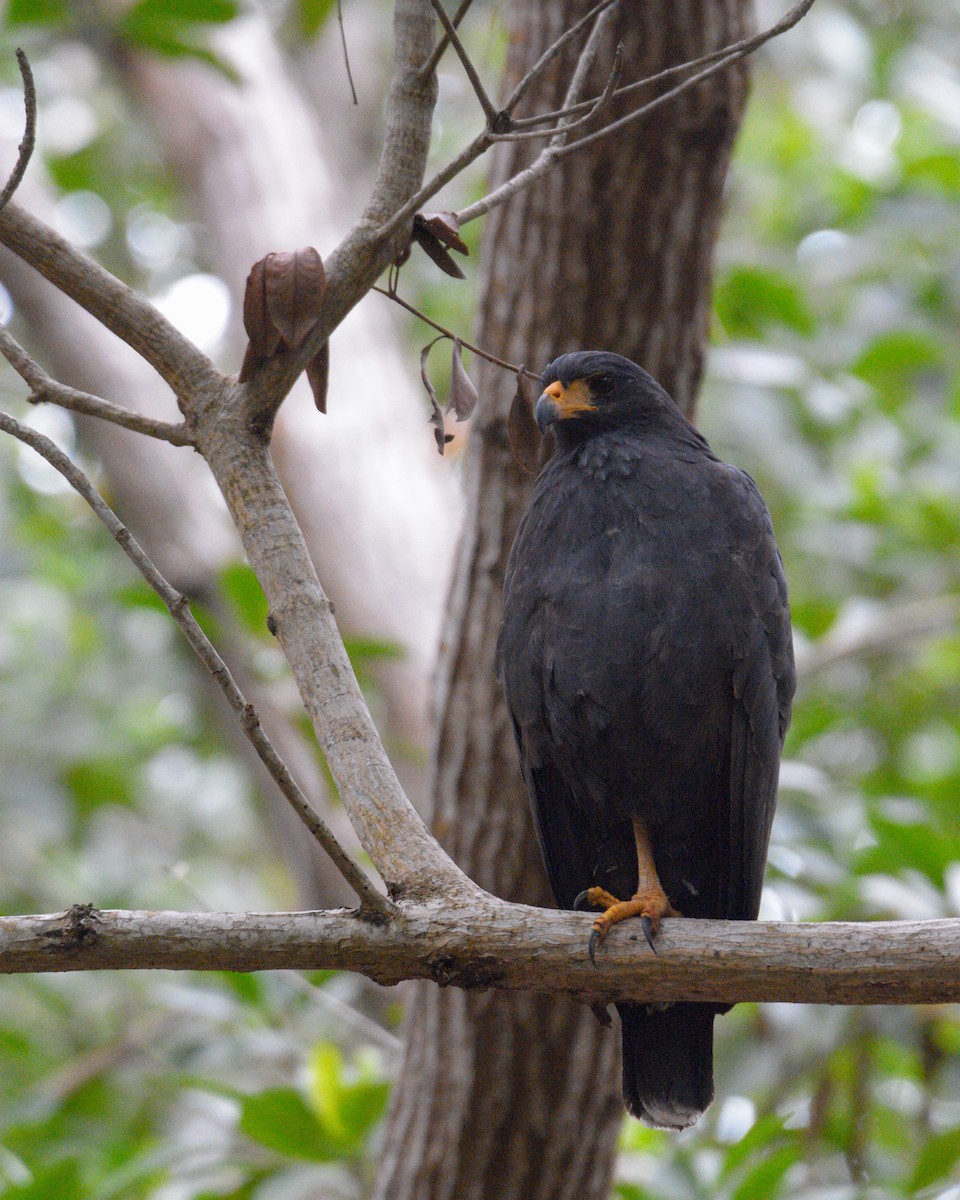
(373, 2, 753, 1198)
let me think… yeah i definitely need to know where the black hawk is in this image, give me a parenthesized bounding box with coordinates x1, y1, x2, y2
(497, 351, 795, 1129)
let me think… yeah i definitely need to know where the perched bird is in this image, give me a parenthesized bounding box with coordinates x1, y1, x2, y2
(497, 351, 795, 1129)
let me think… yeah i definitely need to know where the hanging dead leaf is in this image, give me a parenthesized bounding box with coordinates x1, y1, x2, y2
(418, 211, 469, 255)
(307, 341, 329, 413)
(240, 257, 280, 374)
(447, 339, 479, 420)
(238, 247, 327, 386)
(420, 337, 453, 454)
(508, 367, 542, 474)
(412, 212, 469, 280)
(264, 247, 326, 349)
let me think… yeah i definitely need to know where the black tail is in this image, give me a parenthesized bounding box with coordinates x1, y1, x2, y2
(617, 1002, 716, 1130)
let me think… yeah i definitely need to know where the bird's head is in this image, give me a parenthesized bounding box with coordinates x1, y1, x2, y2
(535, 351, 680, 442)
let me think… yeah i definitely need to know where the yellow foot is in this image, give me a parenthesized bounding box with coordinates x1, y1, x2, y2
(577, 885, 680, 965)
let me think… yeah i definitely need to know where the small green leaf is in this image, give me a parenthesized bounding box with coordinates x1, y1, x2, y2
(299, 0, 339, 39)
(910, 1127, 960, 1192)
(850, 331, 945, 406)
(125, 0, 238, 24)
(7, 0, 68, 25)
(238, 1088, 332, 1162)
(714, 265, 816, 339)
(219, 562, 269, 637)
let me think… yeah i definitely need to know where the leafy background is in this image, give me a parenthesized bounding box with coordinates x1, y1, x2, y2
(1, 0, 960, 1197)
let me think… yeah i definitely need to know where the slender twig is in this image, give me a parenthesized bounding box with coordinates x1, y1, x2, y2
(503, 0, 621, 116)
(455, 0, 816, 228)
(0, 49, 36, 213)
(418, 0, 474, 80)
(337, 0, 358, 106)
(511, 0, 815, 129)
(0, 408, 392, 919)
(0, 325, 193, 446)
(491, 44, 623, 143)
(374, 0, 621, 245)
(428, 0, 498, 125)
(373, 285, 521, 373)
(374, 130, 491, 247)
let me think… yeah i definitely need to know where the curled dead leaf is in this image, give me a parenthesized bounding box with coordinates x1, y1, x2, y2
(447, 339, 479, 420)
(420, 337, 452, 455)
(412, 212, 469, 280)
(307, 341, 329, 413)
(238, 247, 327, 387)
(507, 367, 542, 475)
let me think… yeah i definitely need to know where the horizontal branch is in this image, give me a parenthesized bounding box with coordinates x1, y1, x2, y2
(7, 903, 960, 1007)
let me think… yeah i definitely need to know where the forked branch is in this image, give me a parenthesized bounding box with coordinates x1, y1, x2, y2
(0, 409, 391, 919)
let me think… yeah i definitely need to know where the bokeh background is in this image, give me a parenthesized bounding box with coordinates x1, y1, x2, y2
(1, 1, 959, 1197)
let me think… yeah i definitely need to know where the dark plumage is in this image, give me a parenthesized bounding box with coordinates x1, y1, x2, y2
(497, 351, 795, 1129)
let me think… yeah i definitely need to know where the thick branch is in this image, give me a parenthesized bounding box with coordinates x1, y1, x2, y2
(0, 203, 219, 401)
(6, 904, 959, 1006)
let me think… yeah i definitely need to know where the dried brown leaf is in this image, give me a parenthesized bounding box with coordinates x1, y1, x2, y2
(264, 247, 326, 349)
(242, 257, 280, 361)
(418, 211, 469, 256)
(420, 338, 452, 454)
(447, 339, 479, 420)
(411, 223, 466, 280)
(307, 341, 329, 413)
(507, 367, 542, 474)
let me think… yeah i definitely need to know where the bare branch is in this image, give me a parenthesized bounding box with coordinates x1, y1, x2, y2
(456, 0, 817, 228)
(0, 324, 192, 446)
(5, 904, 960, 1008)
(0, 203, 220, 400)
(372, 0, 621, 244)
(336, 0, 358, 106)
(0, 408, 391, 919)
(491, 44, 623, 143)
(0, 49, 36, 212)
(428, 0, 499, 126)
(503, 0, 621, 116)
(513, 0, 816, 129)
(418, 0, 474, 80)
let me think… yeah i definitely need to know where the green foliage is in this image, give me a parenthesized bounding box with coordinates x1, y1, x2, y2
(2, 1, 960, 1197)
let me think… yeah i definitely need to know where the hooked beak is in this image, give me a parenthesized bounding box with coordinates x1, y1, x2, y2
(534, 379, 595, 433)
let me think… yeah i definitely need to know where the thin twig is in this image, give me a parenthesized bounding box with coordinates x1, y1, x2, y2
(374, 0, 621, 245)
(0, 325, 192, 446)
(337, 0, 358, 106)
(0, 49, 36, 213)
(418, 0, 474, 80)
(456, 0, 816, 228)
(504, 0, 621, 116)
(511, 0, 814, 128)
(0, 409, 392, 920)
(373, 285, 521, 373)
(427, 0, 498, 125)
(491, 44, 623, 143)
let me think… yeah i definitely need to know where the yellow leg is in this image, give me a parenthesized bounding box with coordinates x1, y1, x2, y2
(582, 819, 680, 962)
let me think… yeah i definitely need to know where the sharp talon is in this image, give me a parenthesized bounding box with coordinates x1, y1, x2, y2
(641, 914, 658, 954)
(573, 889, 593, 912)
(588, 928, 601, 968)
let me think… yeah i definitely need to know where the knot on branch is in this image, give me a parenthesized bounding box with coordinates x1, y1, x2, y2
(42, 903, 104, 952)
(428, 953, 505, 990)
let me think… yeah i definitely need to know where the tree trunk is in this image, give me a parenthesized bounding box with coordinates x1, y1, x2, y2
(373, 2, 751, 1197)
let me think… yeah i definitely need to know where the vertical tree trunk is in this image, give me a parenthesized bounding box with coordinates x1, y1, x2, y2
(373, 2, 752, 1198)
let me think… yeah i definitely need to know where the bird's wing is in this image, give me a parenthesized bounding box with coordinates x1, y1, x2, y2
(722, 468, 796, 920)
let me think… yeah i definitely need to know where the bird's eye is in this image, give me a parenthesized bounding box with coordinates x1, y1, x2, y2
(589, 373, 615, 397)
